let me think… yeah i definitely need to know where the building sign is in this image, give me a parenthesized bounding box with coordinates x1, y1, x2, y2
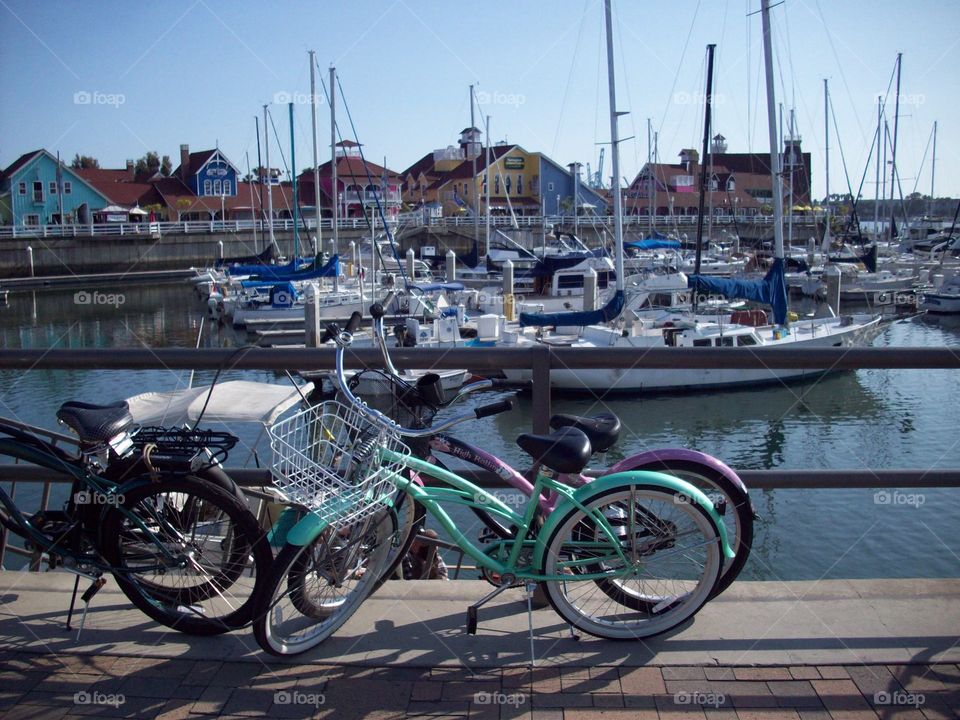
(504, 157, 524, 170)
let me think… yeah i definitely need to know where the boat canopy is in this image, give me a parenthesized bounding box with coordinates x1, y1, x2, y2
(125, 380, 312, 427)
(248, 255, 339, 282)
(687, 257, 789, 325)
(519, 289, 625, 327)
(228, 255, 307, 277)
(625, 238, 681, 250)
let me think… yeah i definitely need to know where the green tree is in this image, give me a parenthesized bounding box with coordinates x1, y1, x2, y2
(135, 151, 161, 176)
(70, 154, 100, 169)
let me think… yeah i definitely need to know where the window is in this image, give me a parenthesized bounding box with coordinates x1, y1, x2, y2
(716, 337, 734, 347)
(49, 182, 58, 195)
(517, 175, 523, 194)
(33, 181, 43, 202)
(727, 178, 735, 192)
(505, 176, 512, 194)
(495, 176, 500, 194)
(482, 174, 487, 194)
(223, 180, 231, 195)
(547, 182, 554, 192)
(736, 335, 757, 346)
(709, 178, 718, 191)
(203, 179, 212, 195)
(213, 179, 222, 194)
(692, 338, 711, 347)
(18, 182, 26, 195)
(63, 181, 72, 194)
(24, 214, 40, 226)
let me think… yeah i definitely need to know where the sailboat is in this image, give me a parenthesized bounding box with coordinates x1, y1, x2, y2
(500, 0, 882, 394)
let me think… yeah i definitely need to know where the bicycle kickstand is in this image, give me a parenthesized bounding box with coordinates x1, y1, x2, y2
(466, 582, 517, 635)
(65, 576, 106, 641)
(525, 583, 537, 669)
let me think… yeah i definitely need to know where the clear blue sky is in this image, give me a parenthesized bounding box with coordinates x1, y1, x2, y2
(2, 0, 958, 200)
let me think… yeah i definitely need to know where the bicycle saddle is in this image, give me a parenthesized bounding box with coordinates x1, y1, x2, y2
(57, 401, 134, 445)
(549, 412, 621, 453)
(517, 426, 592, 475)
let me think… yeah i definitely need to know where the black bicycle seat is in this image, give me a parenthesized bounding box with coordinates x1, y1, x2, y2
(517, 426, 592, 475)
(549, 412, 621, 453)
(57, 401, 134, 445)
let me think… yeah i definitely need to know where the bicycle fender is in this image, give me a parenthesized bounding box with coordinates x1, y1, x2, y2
(285, 512, 329, 547)
(602, 449, 749, 498)
(534, 471, 735, 568)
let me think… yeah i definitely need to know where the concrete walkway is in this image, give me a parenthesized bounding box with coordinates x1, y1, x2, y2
(0, 573, 958, 718)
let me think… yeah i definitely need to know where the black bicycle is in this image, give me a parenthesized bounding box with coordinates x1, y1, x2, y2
(0, 400, 272, 636)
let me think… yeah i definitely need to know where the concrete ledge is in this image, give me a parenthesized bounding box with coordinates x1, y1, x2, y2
(1, 572, 957, 668)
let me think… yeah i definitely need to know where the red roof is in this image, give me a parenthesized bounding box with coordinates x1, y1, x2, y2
(1, 150, 44, 180)
(172, 149, 217, 178)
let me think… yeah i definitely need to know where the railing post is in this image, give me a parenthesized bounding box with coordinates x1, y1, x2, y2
(531, 345, 552, 434)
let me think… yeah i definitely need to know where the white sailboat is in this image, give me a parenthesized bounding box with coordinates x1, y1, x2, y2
(501, 0, 882, 394)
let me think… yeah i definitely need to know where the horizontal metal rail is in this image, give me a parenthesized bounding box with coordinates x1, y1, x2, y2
(1, 346, 957, 371)
(3, 466, 958, 490)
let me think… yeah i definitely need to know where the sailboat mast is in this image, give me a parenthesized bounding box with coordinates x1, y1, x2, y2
(873, 100, 881, 239)
(263, 105, 275, 248)
(470, 85, 479, 246)
(330, 65, 339, 291)
(760, 0, 785, 260)
(824, 79, 830, 238)
(309, 51, 322, 256)
(930, 120, 937, 217)
(888, 53, 902, 238)
(289, 102, 299, 260)
(484, 114, 491, 258)
(604, 0, 625, 293)
(647, 118, 654, 235)
(692, 44, 717, 315)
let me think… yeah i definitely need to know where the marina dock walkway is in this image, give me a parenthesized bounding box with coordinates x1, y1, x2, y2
(1, 573, 958, 718)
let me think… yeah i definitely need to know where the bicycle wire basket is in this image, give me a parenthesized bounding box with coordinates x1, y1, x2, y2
(268, 400, 409, 528)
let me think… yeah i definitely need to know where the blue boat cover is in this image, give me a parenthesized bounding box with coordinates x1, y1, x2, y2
(228, 256, 309, 277)
(248, 255, 339, 282)
(411, 282, 465, 293)
(687, 257, 788, 325)
(625, 238, 681, 250)
(519, 290, 625, 327)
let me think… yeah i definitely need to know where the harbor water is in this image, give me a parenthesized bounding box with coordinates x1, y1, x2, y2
(1, 282, 958, 581)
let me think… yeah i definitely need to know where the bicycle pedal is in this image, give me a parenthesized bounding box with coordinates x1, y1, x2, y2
(466, 606, 478, 635)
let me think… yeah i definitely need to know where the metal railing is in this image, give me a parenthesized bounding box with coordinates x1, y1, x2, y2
(0, 212, 834, 240)
(1, 345, 957, 568)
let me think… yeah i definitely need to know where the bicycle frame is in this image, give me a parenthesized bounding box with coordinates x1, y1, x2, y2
(0, 434, 184, 572)
(283, 448, 734, 582)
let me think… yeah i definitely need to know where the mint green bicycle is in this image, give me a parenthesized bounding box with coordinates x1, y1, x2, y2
(251, 325, 734, 657)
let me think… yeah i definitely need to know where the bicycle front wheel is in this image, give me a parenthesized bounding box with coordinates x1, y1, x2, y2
(102, 475, 271, 636)
(253, 509, 393, 656)
(541, 484, 722, 640)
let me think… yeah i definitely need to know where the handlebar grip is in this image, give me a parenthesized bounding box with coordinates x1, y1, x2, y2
(320, 322, 340, 344)
(370, 292, 396, 319)
(474, 399, 514, 419)
(345, 311, 363, 334)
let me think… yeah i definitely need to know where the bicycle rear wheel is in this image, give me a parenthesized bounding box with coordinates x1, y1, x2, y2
(102, 475, 271, 635)
(253, 509, 393, 656)
(541, 484, 722, 640)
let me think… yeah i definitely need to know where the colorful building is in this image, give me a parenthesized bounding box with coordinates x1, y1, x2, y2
(297, 141, 403, 220)
(0, 150, 111, 226)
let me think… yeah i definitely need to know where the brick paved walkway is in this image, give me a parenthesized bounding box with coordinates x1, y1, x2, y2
(1, 651, 957, 719)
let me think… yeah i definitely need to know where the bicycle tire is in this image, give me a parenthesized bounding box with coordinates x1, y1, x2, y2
(252, 509, 393, 656)
(102, 474, 271, 636)
(541, 484, 722, 640)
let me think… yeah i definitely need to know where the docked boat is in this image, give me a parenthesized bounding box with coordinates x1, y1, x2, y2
(920, 274, 960, 314)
